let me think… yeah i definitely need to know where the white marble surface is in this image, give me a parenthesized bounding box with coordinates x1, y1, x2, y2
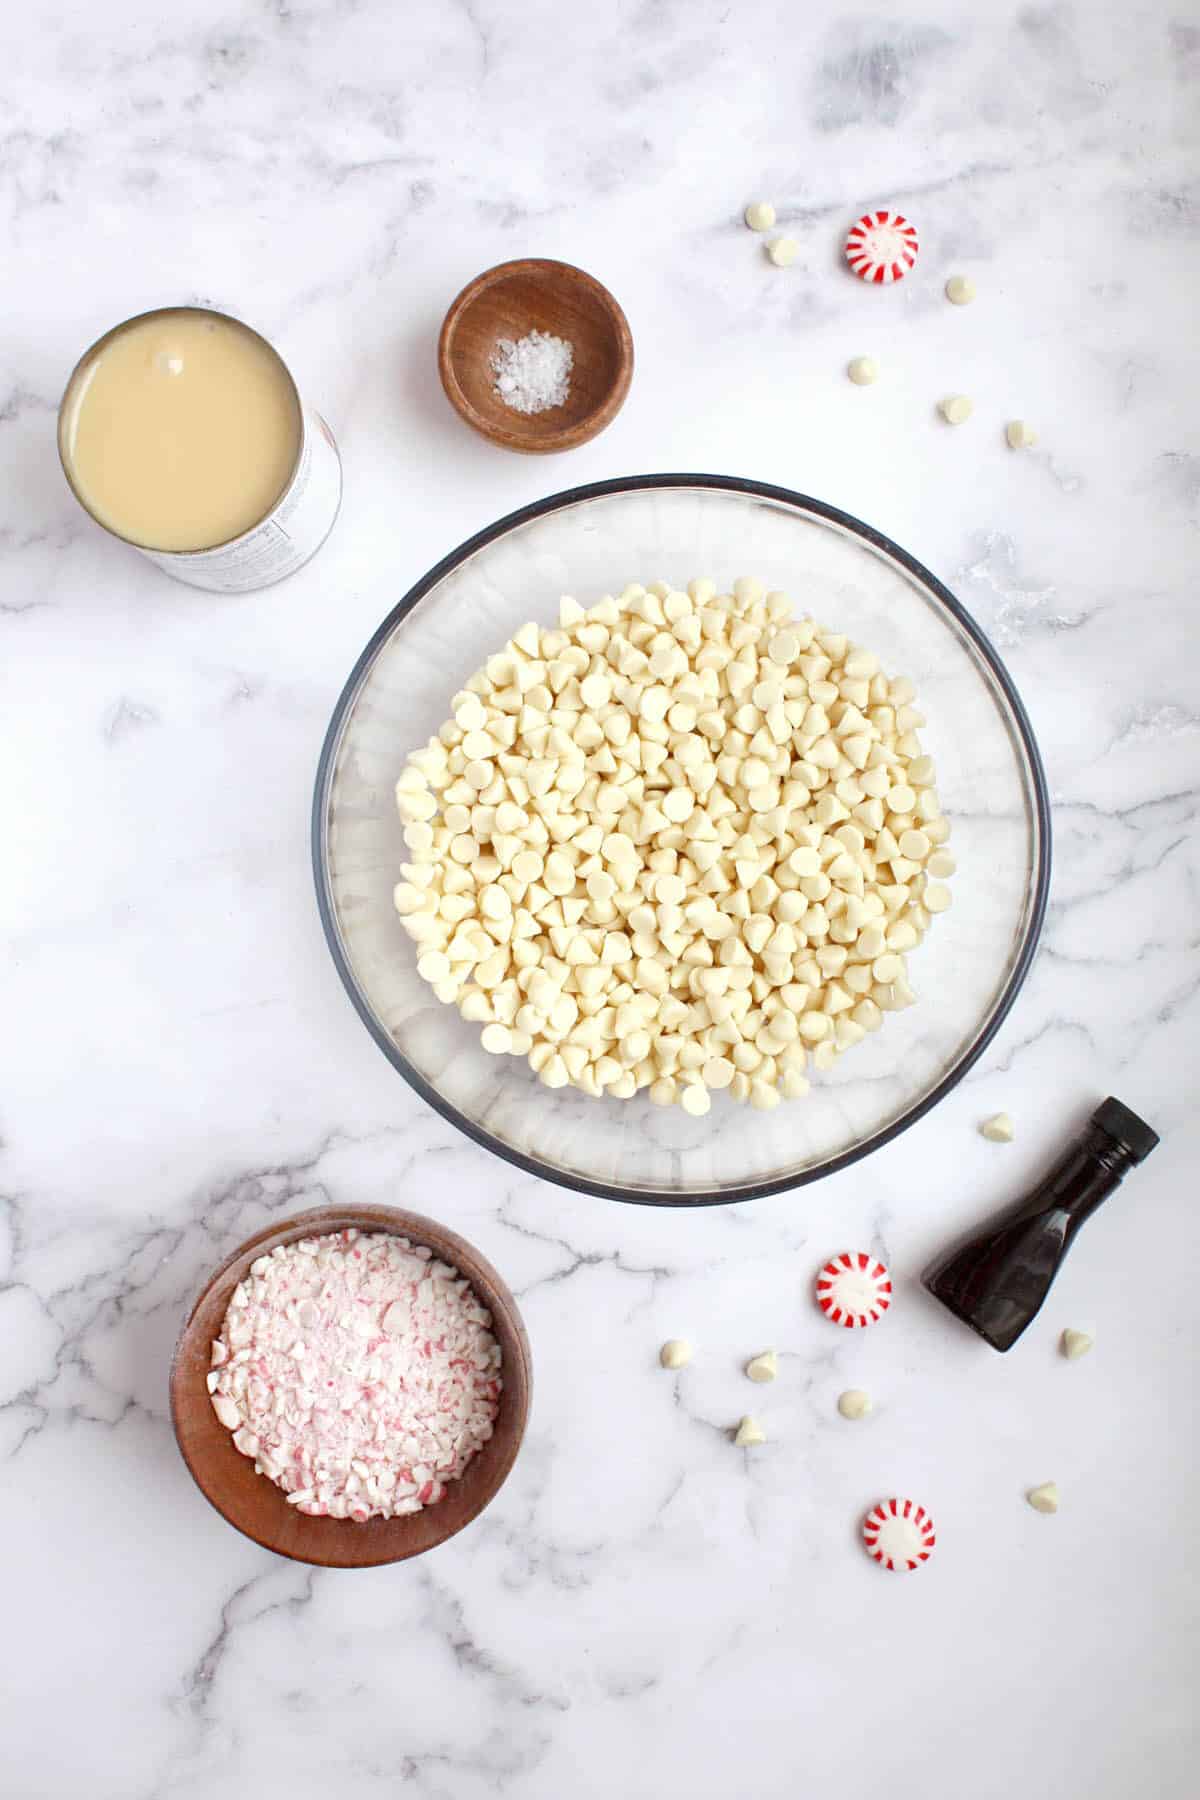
(3, 1, 1198, 1794)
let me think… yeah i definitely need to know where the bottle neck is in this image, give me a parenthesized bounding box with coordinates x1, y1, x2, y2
(1013, 1120, 1134, 1238)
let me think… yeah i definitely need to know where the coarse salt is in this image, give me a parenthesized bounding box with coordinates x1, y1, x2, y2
(490, 329, 573, 414)
(208, 1230, 501, 1522)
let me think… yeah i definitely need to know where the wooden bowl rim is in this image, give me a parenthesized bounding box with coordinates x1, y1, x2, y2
(437, 256, 634, 454)
(169, 1204, 531, 1568)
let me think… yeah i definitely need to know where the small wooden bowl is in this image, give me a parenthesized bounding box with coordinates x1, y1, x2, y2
(438, 258, 633, 454)
(170, 1205, 531, 1568)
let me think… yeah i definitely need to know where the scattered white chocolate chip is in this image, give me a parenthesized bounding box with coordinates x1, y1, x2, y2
(945, 274, 976, 306)
(659, 1338, 693, 1370)
(939, 394, 973, 425)
(767, 235, 799, 268)
(1027, 1481, 1059, 1514)
(847, 355, 879, 386)
(744, 200, 776, 232)
(837, 1388, 872, 1420)
(1061, 1328, 1094, 1361)
(745, 1349, 778, 1384)
(1005, 419, 1037, 449)
(734, 1415, 767, 1447)
(980, 1112, 1014, 1143)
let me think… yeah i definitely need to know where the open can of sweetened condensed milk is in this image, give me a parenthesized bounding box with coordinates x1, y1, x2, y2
(58, 306, 342, 592)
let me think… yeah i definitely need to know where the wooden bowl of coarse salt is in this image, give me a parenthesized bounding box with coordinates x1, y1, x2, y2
(170, 1205, 531, 1569)
(438, 257, 633, 453)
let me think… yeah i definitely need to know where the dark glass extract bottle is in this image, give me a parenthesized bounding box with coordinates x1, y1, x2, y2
(923, 1097, 1159, 1351)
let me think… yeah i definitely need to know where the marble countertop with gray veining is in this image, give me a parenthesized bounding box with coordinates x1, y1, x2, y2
(2, 2, 1198, 1795)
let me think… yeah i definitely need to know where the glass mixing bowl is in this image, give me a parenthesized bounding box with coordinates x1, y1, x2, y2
(313, 476, 1050, 1205)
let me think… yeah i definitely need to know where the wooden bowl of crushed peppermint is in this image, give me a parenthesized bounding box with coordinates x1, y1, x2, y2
(170, 1205, 531, 1568)
(438, 257, 633, 453)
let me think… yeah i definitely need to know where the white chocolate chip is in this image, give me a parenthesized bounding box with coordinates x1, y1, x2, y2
(659, 1338, 693, 1370)
(1027, 1481, 1059, 1514)
(980, 1112, 1014, 1143)
(837, 1388, 872, 1420)
(394, 579, 953, 1111)
(734, 1415, 767, 1447)
(745, 1349, 778, 1384)
(945, 274, 976, 306)
(1061, 1328, 1094, 1361)
(744, 199, 776, 232)
(767, 236, 799, 268)
(847, 356, 879, 386)
(1005, 419, 1037, 449)
(939, 394, 973, 426)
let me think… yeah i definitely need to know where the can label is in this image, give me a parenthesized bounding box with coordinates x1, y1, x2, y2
(138, 406, 342, 593)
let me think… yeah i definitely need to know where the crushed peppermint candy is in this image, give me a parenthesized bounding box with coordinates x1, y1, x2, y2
(207, 1229, 501, 1522)
(489, 329, 573, 414)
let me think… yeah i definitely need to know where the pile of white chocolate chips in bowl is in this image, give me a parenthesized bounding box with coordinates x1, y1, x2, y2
(392, 578, 954, 1116)
(208, 1229, 502, 1520)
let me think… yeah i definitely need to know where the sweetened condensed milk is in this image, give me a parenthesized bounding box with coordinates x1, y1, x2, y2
(59, 307, 341, 591)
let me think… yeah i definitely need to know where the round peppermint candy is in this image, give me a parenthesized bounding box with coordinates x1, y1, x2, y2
(844, 209, 919, 284)
(863, 1498, 937, 1572)
(816, 1251, 892, 1327)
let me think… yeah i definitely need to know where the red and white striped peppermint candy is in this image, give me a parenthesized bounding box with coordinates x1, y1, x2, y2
(863, 1498, 937, 1572)
(816, 1251, 892, 1327)
(844, 209, 919, 284)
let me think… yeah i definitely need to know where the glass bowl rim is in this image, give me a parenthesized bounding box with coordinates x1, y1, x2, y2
(312, 472, 1052, 1207)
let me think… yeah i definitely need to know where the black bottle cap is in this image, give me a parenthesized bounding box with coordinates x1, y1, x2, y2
(1091, 1097, 1159, 1164)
